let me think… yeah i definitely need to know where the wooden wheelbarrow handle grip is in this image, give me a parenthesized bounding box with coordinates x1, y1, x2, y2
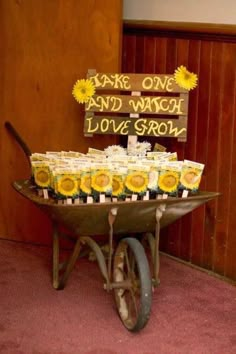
(5, 121, 32, 166)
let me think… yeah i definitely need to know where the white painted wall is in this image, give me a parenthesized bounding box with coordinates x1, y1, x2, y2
(123, 0, 236, 24)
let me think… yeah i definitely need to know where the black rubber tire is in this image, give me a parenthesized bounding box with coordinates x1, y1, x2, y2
(113, 237, 152, 332)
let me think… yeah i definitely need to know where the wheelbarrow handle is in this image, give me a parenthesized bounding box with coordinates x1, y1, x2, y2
(5, 121, 32, 166)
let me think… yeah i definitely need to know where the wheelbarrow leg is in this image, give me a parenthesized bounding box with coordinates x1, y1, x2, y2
(52, 223, 82, 290)
(153, 204, 166, 286)
(52, 224, 60, 289)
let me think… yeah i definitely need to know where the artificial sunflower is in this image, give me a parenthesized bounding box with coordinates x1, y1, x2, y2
(125, 171, 148, 193)
(34, 167, 51, 188)
(72, 79, 95, 104)
(174, 65, 198, 91)
(180, 168, 201, 190)
(112, 176, 124, 197)
(158, 171, 180, 193)
(57, 175, 78, 197)
(80, 174, 91, 195)
(91, 170, 112, 193)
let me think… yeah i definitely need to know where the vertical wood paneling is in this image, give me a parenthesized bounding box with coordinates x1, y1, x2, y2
(218, 43, 236, 278)
(123, 24, 236, 281)
(227, 71, 236, 279)
(206, 42, 224, 274)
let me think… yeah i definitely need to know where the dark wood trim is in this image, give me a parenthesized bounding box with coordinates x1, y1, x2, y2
(123, 20, 236, 43)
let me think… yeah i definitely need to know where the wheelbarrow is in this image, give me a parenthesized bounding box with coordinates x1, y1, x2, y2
(5, 121, 220, 332)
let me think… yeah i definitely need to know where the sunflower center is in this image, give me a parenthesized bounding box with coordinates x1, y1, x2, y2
(36, 170, 49, 183)
(184, 72, 190, 80)
(130, 175, 145, 188)
(184, 172, 198, 184)
(95, 174, 110, 187)
(61, 178, 75, 192)
(162, 175, 176, 188)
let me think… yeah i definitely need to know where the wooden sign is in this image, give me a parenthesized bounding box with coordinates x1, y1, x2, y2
(85, 71, 189, 141)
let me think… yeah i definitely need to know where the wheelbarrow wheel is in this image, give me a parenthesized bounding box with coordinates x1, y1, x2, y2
(113, 237, 152, 332)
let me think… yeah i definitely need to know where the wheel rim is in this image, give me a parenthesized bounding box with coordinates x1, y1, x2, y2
(113, 238, 152, 331)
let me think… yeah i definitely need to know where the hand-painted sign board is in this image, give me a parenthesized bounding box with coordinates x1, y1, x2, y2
(84, 70, 189, 141)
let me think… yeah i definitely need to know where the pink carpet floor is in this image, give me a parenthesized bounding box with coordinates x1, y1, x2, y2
(0, 239, 236, 354)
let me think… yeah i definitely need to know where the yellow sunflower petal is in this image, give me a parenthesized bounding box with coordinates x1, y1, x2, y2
(174, 65, 198, 91)
(72, 79, 96, 104)
(112, 176, 124, 197)
(80, 175, 91, 195)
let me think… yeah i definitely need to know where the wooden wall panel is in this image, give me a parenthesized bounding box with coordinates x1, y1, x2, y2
(123, 22, 236, 281)
(0, 0, 122, 245)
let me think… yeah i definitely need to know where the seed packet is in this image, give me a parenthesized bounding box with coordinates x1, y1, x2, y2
(79, 165, 92, 197)
(125, 164, 149, 196)
(53, 167, 80, 199)
(31, 161, 51, 189)
(111, 166, 127, 200)
(167, 152, 178, 161)
(179, 160, 205, 192)
(158, 162, 182, 196)
(90, 163, 112, 199)
(88, 147, 106, 156)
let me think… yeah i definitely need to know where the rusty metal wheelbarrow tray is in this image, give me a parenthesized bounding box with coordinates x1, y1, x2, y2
(13, 179, 219, 236)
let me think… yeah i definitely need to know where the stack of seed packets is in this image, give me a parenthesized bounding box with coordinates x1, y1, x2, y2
(29, 146, 205, 204)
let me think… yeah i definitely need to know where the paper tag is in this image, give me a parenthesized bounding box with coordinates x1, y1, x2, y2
(43, 189, 49, 199)
(99, 194, 106, 203)
(143, 191, 150, 200)
(182, 190, 189, 198)
(87, 196, 93, 204)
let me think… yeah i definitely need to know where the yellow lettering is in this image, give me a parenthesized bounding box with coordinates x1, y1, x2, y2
(101, 74, 114, 87)
(158, 122, 168, 135)
(169, 98, 184, 114)
(90, 74, 102, 88)
(134, 118, 147, 136)
(110, 119, 131, 135)
(120, 120, 131, 135)
(129, 98, 145, 112)
(97, 96, 109, 111)
(86, 96, 100, 111)
(111, 74, 131, 90)
(166, 77, 175, 92)
(142, 77, 153, 90)
(153, 76, 168, 90)
(167, 121, 186, 137)
(147, 120, 160, 136)
(86, 117, 99, 133)
(159, 98, 169, 112)
(100, 119, 109, 132)
(110, 97, 122, 111)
